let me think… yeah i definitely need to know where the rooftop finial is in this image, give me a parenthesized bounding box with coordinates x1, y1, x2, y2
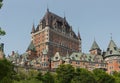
(78, 27, 81, 40)
(94, 37, 95, 41)
(31, 22, 35, 33)
(47, 4, 49, 12)
(110, 33, 112, 40)
(64, 11, 66, 20)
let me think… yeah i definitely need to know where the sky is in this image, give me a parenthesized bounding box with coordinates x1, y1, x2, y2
(0, 0, 120, 55)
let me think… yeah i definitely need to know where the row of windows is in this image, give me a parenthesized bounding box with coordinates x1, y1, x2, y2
(74, 61, 106, 67)
(109, 60, 120, 64)
(41, 63, 48, 67)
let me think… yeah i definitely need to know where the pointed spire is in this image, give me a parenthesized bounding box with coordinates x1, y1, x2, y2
(94, 37, 95, 41)
(78, 28, 81, 40)
(47, 7, 49, 13)
(90, 40, 100, 51)
(110, 33, 112, 40)
(104, 39, 120, 58)
(47, 3, 49, 12)
(107, 39, 117, 51)
(45, 7, 50, 26)
(31, 23, 35, 33)
(63, 11, 66, 20)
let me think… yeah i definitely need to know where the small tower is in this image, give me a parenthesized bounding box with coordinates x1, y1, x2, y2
(78, 29, 82, 52)
(89, 40, 101, 55)
(104, 39, 120, 74)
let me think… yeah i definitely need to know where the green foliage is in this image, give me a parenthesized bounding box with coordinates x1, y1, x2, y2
(13, 79, 42, 83)
(0, 59, 14, 83)
(36, 71, 54, 83)
(42, 72, 54, 83)
(36, 71, 43, 81)
(0, 0, 3, 9)
(56, 64, 75, 83)
(0, 28, 6, 36)
(13, 68, 39, 81)
(0, 0, 6, 36)
(72, 68, 96, 83)
(13, 70, 28, 81)
(93, 69, 115, 83)
(113, 71, 120, 83)
(0, 61, 119, 83)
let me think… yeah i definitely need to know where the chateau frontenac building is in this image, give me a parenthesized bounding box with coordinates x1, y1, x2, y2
(7, 9, 120, 74)
(30, 9, 81, 58)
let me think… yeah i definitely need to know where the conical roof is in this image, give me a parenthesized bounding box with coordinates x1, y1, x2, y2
(105, 39, 120, 58)
(90, 40, 100, 51)
(108, 40, 117, 49)
(26, 41, 36, 52)
(78, 30, 81, 40)
(31, 23, 35, 33)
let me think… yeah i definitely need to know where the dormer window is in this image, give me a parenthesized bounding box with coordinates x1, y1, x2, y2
(75, 55, 78, 57)
(72, 57, 75, 60)
(55, 57, 58, 60)
(110, 50, 112, 54)
(114, 47, 117, 50)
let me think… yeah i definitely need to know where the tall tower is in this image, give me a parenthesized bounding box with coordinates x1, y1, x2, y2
(30, 9, 81, 57)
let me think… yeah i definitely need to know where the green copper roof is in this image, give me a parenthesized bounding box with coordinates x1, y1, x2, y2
(26, 41, 36, 52)
(90, 40, 100, 51)
(105, 39, 120, 58)
(52, 52, 63, 61)
(70, 52, 95, 62)
(108, 40, 117, 49)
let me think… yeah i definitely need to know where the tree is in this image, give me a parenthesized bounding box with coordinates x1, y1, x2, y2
(113, 71, 120, 83)
(56, 64, 75, 83)
(36, 71, 43, 81)
(93, 69, 115, 83)
(0, 0, 6, 36)
(0, 28, 6, 35)
(72, 68, 96, 83)
(0, 59, 14, 83)
(0, 0, 3, 9)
